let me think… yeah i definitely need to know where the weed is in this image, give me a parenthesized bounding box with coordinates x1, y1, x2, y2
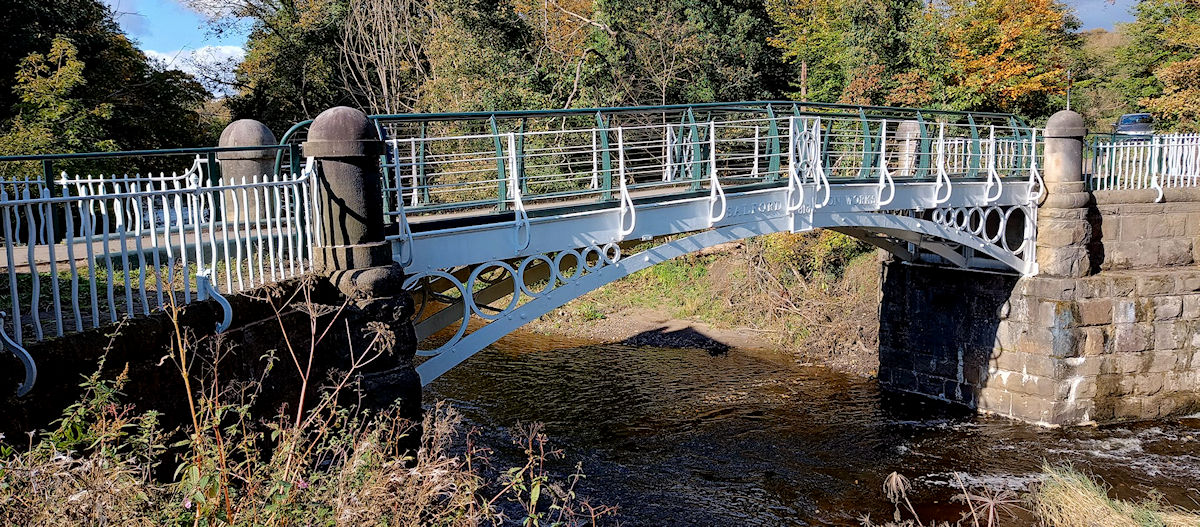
(0, 278, 616, 526)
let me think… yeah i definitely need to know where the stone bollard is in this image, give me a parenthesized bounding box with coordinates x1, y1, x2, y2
(302, 106, 403, 291)
(1036, 110, 1092, 277)
(303, 107, 421, 428)
(217, 119, 277, 221)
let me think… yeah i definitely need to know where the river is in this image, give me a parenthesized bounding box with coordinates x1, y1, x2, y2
(425, 331, 1200, 526)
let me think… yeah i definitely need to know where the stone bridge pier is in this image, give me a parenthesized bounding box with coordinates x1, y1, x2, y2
(879, 111, 1200, 425)
(302, 106, 421, 419)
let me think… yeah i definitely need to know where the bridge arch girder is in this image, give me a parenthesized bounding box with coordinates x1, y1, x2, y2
(407, 207, 1036, 385)
(817, 208, 1037, 275)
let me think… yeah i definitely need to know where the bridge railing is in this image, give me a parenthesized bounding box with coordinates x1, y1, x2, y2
(0, 147, 319, 350)
(369, 102, 1038, 222)
(1089, 133, 1200, 195)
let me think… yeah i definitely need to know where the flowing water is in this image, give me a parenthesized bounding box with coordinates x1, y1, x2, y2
(425, 332, 1200, 526)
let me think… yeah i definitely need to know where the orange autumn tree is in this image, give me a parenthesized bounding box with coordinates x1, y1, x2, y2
(934, 0, 1072, 114)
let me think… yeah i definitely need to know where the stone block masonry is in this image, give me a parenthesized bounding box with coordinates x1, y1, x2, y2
(878, 110, 1200, 426)
(1091, 189, 1200, 271)
(879, 262, 1200, 426)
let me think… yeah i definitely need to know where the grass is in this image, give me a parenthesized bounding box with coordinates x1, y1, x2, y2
(1029, 464, 1200, 527)
(535, 230, 883, 374)
(859, 464, 1200, 527)
(0, 278, 616, 526)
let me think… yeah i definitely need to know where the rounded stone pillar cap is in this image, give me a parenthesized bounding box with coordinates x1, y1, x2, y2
(217, 119, 278, 161)
(303, 106, 383, 158)
(1044, 110, 1086, 139)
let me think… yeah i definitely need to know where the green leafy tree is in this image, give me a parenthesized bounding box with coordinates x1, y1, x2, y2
(1125, 0, 1200, 130)
(934, 0, 1075, 116)
(766, 0, 856, 101)
(0, 0, 210, 153)
(0, 37, 116, 179)
(191, 0, 353, 131)
(1069, 29, 1133, 129)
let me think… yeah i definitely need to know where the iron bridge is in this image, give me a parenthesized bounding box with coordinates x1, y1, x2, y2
(345, 101, 1045, 384)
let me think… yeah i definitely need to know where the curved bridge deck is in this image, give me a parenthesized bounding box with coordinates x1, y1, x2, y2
(357, 102, 1045, 383)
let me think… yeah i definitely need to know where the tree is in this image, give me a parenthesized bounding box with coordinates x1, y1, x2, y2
(1126, 0, 1200, 130)
(339, 0, 433, 114)
(936, 0, 1074, 115)
(0, 37, 116, 179)
(1142, 58, 1200, 131)
(766, 0, 855, 101)
(185, 0, 353, 131)
(1069, 29, 1134, 129)
(767, 0, 933, 105)
(0, 0, 210, 151)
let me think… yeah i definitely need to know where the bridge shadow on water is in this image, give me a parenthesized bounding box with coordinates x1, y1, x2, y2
(620, 326, 731, 356)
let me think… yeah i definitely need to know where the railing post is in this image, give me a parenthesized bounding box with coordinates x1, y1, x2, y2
(857, 109, 876, 180)
(418, 122, 429, 204)
(489, 115, 509, 212)
(915, 113, 931, 180)
(766, 106, 781, 182)
(517, 119, 527, 194)
(1038, 110, 1091, 278)
(967, 114, 981, 178)
(596, 112, 613, 201)
(40, 159, 63, 244)
(687, 109, 703, 191)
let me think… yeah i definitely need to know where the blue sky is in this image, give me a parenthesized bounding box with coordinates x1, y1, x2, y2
(1070, 0, 1139, 32)
(106, 0, 1140, 89)
(102, 0, 248, 90)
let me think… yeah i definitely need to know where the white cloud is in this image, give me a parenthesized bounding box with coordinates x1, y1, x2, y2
(102, 0, 151, 37)
(145, 45, 246, 96)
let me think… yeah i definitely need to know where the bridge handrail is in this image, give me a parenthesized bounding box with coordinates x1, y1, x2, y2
(367, 100, 1024, 125)
(0, 144, 306, 216)
(1089, 133, 1200, 196)
(371, 104, 1040, 226)
(0, 161, 320, 349)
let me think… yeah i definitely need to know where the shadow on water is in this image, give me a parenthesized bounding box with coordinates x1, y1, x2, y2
(425, 333, 1200, 526)
(621, 326, 730, 355)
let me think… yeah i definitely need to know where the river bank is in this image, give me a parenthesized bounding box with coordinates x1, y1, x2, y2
(528, 232, 883, 376)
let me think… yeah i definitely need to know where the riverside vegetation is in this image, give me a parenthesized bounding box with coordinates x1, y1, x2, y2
(534, 231, 883, 375)
(2, 252, 1200, 525)
(0, 280, 618, 526)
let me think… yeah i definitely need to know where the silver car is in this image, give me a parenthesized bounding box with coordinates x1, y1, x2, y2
(1113, 113, 1154, 135)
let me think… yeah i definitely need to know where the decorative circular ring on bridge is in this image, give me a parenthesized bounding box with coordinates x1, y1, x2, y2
(466, 262, 520, 320)
(581, 245, 605, 273)
(405, 243, 624, 359)
(518, 254, 555, 297)
(953, 208, 968, 231)
(403, 270, 471, 357)
(983, 206, 1004, 244)
(553, 249, 585, 284)
(1001, 206, 1031, 254)
(968, 207, 985, 236)
(602, 242, 621, 265)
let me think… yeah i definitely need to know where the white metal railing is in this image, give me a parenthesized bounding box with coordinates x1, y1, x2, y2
(1090, 134, 1200, 197)
(379, 113, 1038, 219)
(0, 161, 320, 345)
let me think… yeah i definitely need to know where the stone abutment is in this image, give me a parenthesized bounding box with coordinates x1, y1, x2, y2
(878, 110, 1200, 425)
